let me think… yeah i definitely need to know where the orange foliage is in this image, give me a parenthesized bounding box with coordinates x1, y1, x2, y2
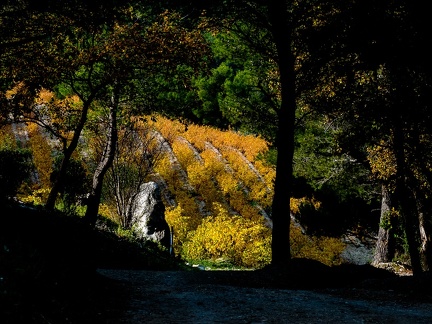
(367, 140, 397, 181)
(115, 114, 344, 268)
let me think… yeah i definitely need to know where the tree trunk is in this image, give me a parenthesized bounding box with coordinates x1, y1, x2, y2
(393, 119, 422, 275)
(46, 99, 93, 210)
(418, 210, 432, 271)
(372, 185, 395, 265)
(85, 89, 119, 226)
(411, 184, 432, 272)
(417, 179, 432, 272)
(268, 0, 297, 268)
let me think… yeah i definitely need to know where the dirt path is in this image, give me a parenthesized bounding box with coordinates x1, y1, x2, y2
(97, 269, 432, 323)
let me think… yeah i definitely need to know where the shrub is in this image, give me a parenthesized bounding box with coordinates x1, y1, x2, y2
(182, 203, 271, 269)
(165, 203, 200, 253)
(290, 225, 345, 266)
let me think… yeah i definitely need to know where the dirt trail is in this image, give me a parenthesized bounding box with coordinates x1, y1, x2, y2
(97, 269, 432, 323)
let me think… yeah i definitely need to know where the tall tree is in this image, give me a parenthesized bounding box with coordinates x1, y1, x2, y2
(0, 0, 129, 209)
(303, 0, 432, 274)
(1, 3, 209, 224)
(189, 0, 355, 266)
(193, 21, 279, 140)
(82, 10, 210, 225)
(266, 0, 297, 267)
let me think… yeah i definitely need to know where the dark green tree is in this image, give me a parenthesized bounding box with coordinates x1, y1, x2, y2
(193, 26, 279, 140)
(301, 0, 432, 273)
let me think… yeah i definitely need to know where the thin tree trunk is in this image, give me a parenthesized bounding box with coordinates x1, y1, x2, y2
(85, 89, 119, 226)
(372, 185, 395, 265)
(45, 100, 93, 210)
(418, 210, 432, 271)
(268, 0, 297, 268)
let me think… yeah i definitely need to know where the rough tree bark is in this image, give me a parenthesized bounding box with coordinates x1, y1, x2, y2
(268, 0, 297, 267)
(372, 185, 395, 265)
(418, 210, 432, 272)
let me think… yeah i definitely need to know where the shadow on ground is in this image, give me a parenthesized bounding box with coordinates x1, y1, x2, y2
(1, 203, 431, 323)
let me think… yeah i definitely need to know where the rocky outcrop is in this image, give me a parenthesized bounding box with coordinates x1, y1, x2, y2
(133, 181, 170, 249)
(341, 233, 375, 265)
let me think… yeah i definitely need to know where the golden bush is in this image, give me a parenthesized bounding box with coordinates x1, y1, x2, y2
(116, 115, 345, 268)
(183, 202, 271, 268)
(290, 225, 345, 266)
(165, 203, 200, 253)
(367, 141, 397, 181)
(0, 125, 17, 148)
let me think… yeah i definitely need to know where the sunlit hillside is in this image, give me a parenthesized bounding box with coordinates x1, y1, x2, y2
(146, 116, 276, 267)
(1, 116, 345, 269)
(139, 115, 343, 268)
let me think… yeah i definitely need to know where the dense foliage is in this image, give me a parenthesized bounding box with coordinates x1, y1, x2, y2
(0, 112, 345, 268)
(1, 0, 431, 273)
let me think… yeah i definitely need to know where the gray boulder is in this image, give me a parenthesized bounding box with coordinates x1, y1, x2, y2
(133, 181, 170, 249)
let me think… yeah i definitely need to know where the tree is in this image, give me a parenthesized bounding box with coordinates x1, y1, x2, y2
(183, 0, 316, 267)
(83, 11, 210, 225)
(265, 0, 298, 267)
(1, 3, 210, 225)
(302, 0, 432, 274)
(371, 186, 396, 265)
(50, 156, 91, 214)
(0, 1, 128, 210)
(193, 23, 279, 140)
(103, 119, 165, 228)
(186, 0, 354, 266)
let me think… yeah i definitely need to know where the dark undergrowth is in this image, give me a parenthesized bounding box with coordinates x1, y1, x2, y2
(1, 202, 431, 323)
(0, 202, 185, 323)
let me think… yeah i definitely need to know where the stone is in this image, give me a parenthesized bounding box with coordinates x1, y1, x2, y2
(133, 181, 170, 249)
(341, 234, 374, 265)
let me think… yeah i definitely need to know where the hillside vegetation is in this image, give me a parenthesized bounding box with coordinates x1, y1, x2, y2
(1, 115, 345, 269)
(147, 116, 345, 268)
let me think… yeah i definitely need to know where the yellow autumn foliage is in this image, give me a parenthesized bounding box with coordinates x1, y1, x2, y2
(35, 89, 82, 141)
(182, 203, 272, 268)
(290, 224, 345, 266)
(367, 141, 397, 181)
(290, 197, 321, 215)
(165, 203, 201, 253)
(15, 110, 343, 268)
(142, 115, 346, 268)
(20, 188, 51, 206)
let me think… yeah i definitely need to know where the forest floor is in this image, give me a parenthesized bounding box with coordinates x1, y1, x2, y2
(95, 262, 432, 324)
